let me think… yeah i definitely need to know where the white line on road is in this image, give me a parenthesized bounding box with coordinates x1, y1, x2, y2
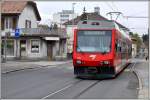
(41, 84, 73, 99)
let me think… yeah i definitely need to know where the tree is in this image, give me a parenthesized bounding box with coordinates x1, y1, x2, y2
(129, 32, 133, 36)
(142, 34, 149, 49)
(53, 23, 58, 30)
(130, 32, 142, 52)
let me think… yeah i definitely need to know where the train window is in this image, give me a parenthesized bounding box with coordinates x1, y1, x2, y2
(115, 40, 121, 52)
(82, 21, 87, 24)
(91, 22, 100, 25)
(77, 30, 112, 53)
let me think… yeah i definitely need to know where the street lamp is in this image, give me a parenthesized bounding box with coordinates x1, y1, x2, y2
(69, 3, 76, 56)
(72, 3, 76, 13)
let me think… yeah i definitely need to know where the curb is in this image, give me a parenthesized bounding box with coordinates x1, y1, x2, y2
(2, 61, 72, 74)
(134, 70, 149, 99)
(131, 62, 147, 99)
(2, 67, 35, 74)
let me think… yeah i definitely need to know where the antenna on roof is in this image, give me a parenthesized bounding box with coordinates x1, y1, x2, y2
(83, 6, 86, 13)
(81, 7, 87, 20)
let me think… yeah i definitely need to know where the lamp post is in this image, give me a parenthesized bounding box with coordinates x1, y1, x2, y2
(70, 3, 76, 56)
(72, 3, 76, 13)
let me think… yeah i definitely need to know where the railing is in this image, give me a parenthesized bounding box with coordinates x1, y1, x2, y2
(21, 28, 57, 35)
(1, 28, 67, 38)
(20, 28, 67, 38)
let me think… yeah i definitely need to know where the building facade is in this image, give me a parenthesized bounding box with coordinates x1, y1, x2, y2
(53, 10, 78, 26)
(1, 1, 67, 60)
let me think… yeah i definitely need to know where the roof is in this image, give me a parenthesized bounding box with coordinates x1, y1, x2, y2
(77, 20, 115, 30)
(63, 12, 108, 25)
(1, 1, 41, 21)
(114, 21, 129, 31)
(63, 12, 129, 31)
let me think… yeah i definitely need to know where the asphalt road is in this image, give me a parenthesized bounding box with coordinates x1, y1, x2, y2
(2, 62, 139, 99)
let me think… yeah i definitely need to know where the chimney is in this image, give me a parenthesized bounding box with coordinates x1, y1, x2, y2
(94, 7, 100, 15)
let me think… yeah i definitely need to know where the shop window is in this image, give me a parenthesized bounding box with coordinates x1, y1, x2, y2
(1, 40, 14, 56)
(31, 40, 40, 53)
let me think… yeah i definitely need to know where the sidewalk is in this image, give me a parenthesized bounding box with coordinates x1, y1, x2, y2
(1, 60, 72, 74)
(133, 59, 149, 99)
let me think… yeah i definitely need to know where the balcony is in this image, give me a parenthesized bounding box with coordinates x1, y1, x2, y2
(2, 28, 67, 38)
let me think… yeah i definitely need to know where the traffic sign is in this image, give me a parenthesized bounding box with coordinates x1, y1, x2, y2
(15, 28, 20, 38)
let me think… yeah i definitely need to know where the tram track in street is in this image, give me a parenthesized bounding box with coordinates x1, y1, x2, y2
(73, 80, 101, 99)
(41, 62, 139, 99)
(41, 78, 101, 99)
(41, 79, 83, 99)
(2, 61, 139, 99)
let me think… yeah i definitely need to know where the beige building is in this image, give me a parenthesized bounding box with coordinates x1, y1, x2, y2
(131, 38, 137, 57)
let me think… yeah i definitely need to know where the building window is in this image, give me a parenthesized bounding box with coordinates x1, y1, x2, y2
(4, 17, 13, 29)
(25, 20, 31, 28)
(31, 40, 40, 53)
(1, 40, 14, 56)
(60, 14, 69, 17)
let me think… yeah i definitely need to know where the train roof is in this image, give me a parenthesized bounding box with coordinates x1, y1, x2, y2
(77, 20, 122, 30)
(77, 20, 131, 40)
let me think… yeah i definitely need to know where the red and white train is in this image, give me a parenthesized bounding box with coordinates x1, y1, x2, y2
(72, 20, 132, 78)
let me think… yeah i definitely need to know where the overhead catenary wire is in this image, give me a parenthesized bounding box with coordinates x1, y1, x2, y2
(111, 2, 119, 12)
(105, 2, 116, 12)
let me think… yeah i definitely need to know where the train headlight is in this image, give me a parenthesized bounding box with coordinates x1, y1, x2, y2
(76, 60, 82, 64)
(103, 61, 110, 64)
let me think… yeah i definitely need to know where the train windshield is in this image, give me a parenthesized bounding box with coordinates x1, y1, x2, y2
(77, 30, 112, 53)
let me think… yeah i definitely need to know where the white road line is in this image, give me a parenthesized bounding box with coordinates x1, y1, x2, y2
(41, 84, 73, 99)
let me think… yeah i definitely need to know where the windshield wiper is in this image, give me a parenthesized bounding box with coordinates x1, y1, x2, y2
(101, 51, 108, 54)
(76, 45, 83, 52)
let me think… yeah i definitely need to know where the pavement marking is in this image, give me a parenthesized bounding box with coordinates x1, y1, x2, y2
(41, 84, 73, 99)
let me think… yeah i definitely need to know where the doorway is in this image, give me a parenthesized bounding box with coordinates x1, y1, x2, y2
(47, 42, 53, 60)
(20, 40, 26, 57)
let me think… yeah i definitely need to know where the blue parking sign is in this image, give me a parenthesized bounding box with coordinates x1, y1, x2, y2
(15, 28, 20, 38)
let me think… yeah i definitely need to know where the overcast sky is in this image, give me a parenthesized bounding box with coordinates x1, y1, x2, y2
(35, 1, 148, 36)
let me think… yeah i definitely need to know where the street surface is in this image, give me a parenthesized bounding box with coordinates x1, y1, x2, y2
(1, 61, 141, 99)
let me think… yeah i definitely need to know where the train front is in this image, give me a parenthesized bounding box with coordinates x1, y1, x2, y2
(73, 20, 115, 78)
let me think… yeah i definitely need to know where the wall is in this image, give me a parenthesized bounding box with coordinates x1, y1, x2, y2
(66, 25, 77, 53)
(132, 44, 137, 57)
(18, 4, 38, 28)
(26, 39, 47, 58)
(53, 13, 77, 24)
(52, 41, 59, 59)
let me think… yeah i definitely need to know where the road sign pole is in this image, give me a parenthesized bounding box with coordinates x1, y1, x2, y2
(16, 38, 18, 59)
(4, 32, 7, 63)
(15, 28, 20, 59)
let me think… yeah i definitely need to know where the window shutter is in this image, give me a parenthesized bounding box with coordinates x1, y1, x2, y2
(1, 17, 4, 30)
(13, 17, 17, 29)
